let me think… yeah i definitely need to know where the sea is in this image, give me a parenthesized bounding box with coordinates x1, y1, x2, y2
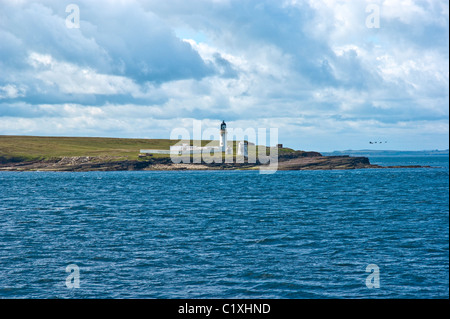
(0, 155, 448, 299)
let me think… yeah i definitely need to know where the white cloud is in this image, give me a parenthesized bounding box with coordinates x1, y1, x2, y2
(0, 84, 26, 99)
(0, 0, 448, 150)
(28, 52, 140, 95)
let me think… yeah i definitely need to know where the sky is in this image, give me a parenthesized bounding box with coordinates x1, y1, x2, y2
(0, 0, 448, 152)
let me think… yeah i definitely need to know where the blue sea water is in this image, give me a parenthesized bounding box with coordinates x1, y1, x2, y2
(0, 156, 448, 299)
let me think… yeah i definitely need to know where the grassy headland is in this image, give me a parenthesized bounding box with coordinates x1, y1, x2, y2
(0, 135, 299, 162)
(0, 135, 416, 171)
(0, 135, 178, 162)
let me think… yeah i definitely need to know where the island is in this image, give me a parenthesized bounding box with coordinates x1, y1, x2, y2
(0, 135, 430, 172)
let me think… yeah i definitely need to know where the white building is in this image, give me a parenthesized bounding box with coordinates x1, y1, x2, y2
(140, 121, 244, 157)
(237, 141, 248, 157)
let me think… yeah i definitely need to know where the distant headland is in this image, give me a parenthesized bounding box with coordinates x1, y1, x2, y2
(322, 149, 449, 157)
(0, 135, 433, 172)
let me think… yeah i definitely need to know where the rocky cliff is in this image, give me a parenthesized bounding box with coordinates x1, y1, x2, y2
(0, 153, 428, 172)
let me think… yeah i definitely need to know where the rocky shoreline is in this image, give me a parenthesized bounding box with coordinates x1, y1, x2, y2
(0, 154, 430, 172)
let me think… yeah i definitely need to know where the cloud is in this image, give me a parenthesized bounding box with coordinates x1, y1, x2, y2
(28, 52, 140, 95)
(0, 0, 215, 83)
(0, 84, 26, 99)
(0, 0, 448, 151)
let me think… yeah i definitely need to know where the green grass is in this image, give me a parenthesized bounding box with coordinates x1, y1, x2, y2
(0, 135, 293, 163)
(0, 136, 180, 162)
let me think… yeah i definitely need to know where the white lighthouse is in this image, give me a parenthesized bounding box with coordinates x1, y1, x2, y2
(220, 120, 227, 152)
(141, 119, 241, 157)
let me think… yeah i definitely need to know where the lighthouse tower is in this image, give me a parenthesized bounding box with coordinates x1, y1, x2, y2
(220, 120, 227, 152)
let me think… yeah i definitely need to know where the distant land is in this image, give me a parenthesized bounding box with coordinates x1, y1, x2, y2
(0, 135, 433, 171)
(322, 149, 449, 157)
